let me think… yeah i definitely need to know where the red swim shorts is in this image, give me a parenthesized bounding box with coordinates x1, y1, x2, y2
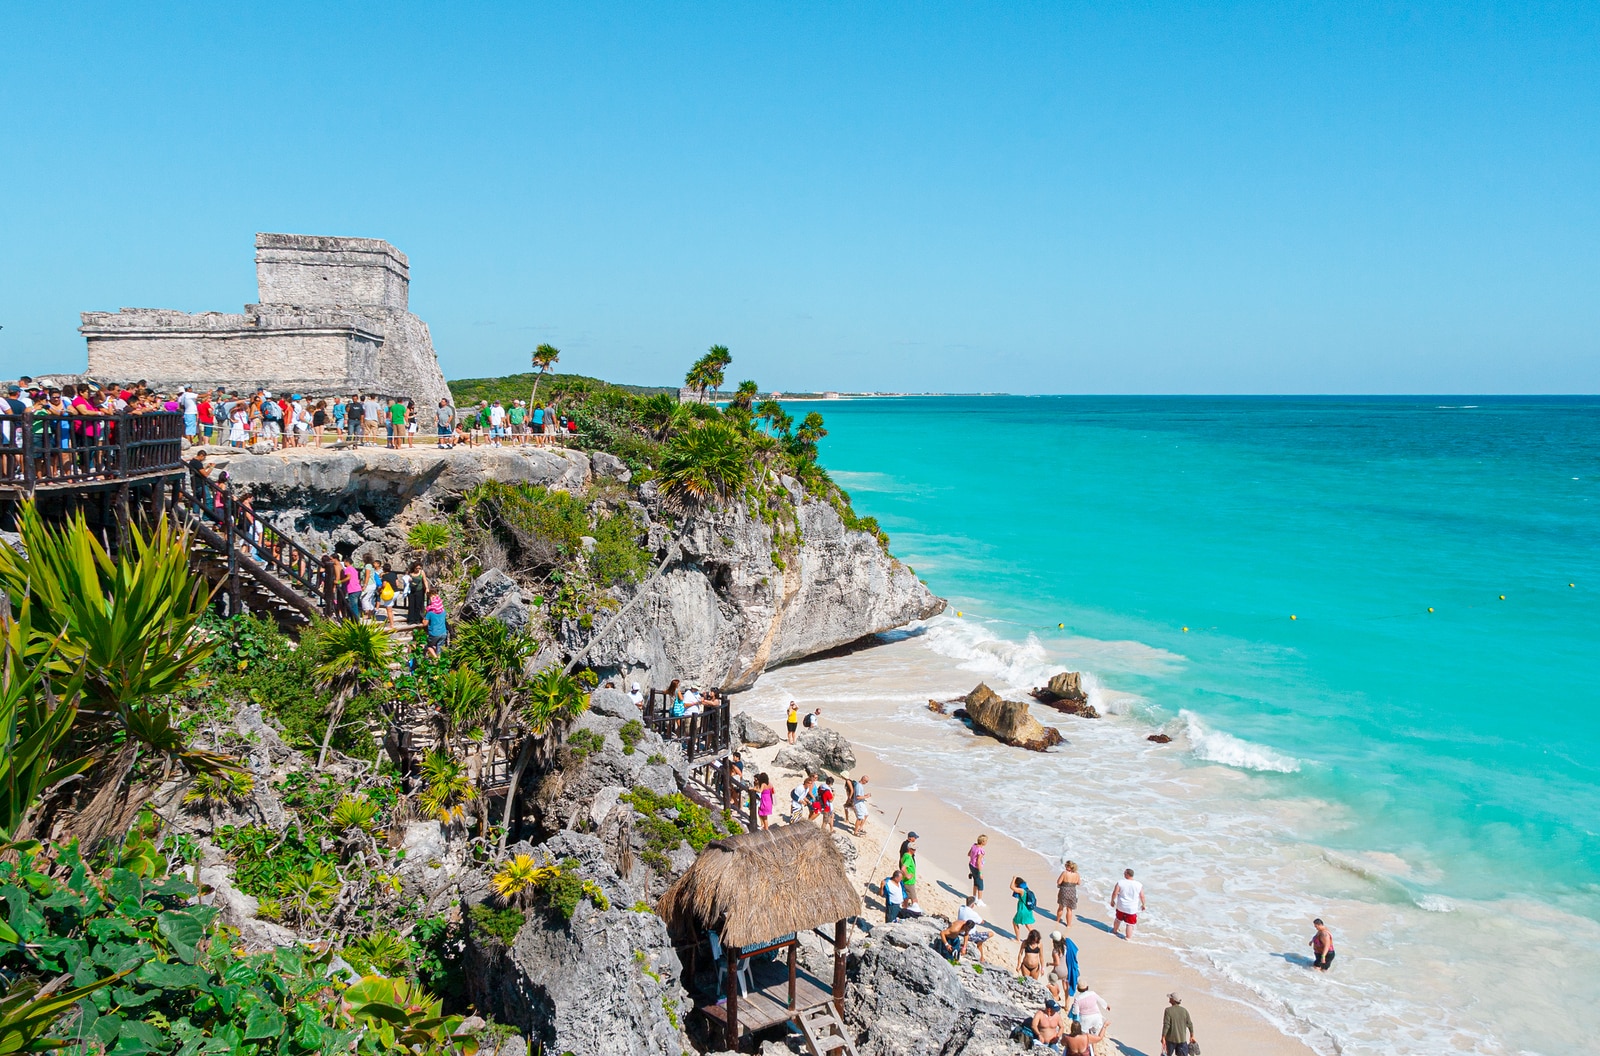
(1116, 910, 1138, 925)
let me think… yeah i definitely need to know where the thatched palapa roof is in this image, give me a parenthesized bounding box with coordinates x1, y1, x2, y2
(656, 823, 862, 949)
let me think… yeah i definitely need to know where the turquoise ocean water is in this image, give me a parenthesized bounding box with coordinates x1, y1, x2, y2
(802, 395, 1599, 1051)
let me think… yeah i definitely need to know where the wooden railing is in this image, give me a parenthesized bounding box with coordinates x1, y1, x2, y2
(177, 477, 339, 620)
(0, 411, 185, 491)
(642, 690, 731, 762)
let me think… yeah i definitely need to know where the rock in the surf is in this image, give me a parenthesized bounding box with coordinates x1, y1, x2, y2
(962, 683, 1063, 752)
(1030, 671, 1099, 718)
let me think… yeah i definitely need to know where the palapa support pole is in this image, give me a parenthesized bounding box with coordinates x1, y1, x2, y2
(725, 947, 741, 1052)
(833, 919, 847, 1018)
(787, 941, 797, 1008)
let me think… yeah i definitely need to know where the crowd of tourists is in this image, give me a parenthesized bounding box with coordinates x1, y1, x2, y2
(0, 374, 586, 471)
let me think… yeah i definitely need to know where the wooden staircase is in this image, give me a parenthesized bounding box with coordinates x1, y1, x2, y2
(177, 479, 335, 627)
(797, 1005, 857, 1056)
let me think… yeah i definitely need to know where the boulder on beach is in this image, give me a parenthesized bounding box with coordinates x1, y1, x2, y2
(731, 711, 780, 748)
(798, 727, 857, 771)
(963, 683, 1063, 752)
(1030, 670, 1099, 718)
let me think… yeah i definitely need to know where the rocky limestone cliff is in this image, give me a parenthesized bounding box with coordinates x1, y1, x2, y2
(564, 478, 943, 690)
(207, 445, 943, 689)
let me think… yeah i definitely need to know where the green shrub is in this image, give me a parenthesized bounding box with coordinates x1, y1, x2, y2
(468, 902, 528, 946)
(623, 787, 738, 874)
(618, 719, 644, 755)
(567, 728, 605, 759)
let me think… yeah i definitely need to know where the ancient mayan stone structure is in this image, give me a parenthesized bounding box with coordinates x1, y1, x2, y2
(79, 233, 450, 406)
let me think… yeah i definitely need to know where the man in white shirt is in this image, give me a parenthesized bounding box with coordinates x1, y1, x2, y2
(628, 682, 645, 707)
(179, 386, 199, 440)
(1110, 868, 1146, 940)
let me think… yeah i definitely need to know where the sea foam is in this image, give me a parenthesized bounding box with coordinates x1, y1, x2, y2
(1178, 710, 1302, 773)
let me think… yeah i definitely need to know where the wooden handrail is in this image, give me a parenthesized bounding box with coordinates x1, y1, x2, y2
(0, 411, 184, 491)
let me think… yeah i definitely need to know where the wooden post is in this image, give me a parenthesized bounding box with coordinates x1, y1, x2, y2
(222, 493, 241, 615)
(725, 948, 741, 1052)
(20, 416, 35, 495)
(788, 941, 798, 1009)
(833, 919, 847, 1018)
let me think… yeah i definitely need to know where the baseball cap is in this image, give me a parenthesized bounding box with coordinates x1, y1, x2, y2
(906, 831, 919, 839)
(1045, 999, 1059, 1010)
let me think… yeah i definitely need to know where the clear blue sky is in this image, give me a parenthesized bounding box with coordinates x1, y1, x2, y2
(2, 2, 1596, 393)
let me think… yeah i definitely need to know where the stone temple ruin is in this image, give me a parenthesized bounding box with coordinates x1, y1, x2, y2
(79, 233, 450, 405)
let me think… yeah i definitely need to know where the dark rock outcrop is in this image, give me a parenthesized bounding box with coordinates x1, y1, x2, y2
(845, 918, 1035, 1056)
(962, 684, 1062, 752)
(461, 568, 533, 633)
(731, 711, 780, 748)
(1147, 733, 1173, 744)
(1029, 670, 1099, 719)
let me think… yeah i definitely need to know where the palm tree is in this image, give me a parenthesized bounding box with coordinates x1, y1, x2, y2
(311, 618, 397, 769)
(685, 345, 732, 403)
(490, 852, 556, 908)
(732, 379, 760, 411)
(417, 748, 477, 833)
(638, 391, 691, 442)
(529, 343, 561, 408)
(660, 421, 753, 506)
(793, 411, 829, 459)
(497, 667, 589, 854)
(433, 666, 491, 743)
(756, 399, 793, 439)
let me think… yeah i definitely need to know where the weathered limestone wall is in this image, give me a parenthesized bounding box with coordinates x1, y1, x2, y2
(255, 233, 410, 309)
(77, 233, 449, 410)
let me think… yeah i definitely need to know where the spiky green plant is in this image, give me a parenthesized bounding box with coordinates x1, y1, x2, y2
(342, 931, 413, 975)
(497, 667, 589, 853)
(0, 604, 89, 853)
(330, 794, 380, 833)
(659, 421, 753, 506)
(489, 853, 555, 908)
(310, 617, 397, 768)
(0, 503, 236, 847)
(181, 769, 256, 828)
(277, 861, 341, 926)
(406, 520, 451, 556)
(434, 666, 491, 739)
(417, 749, 476, 827)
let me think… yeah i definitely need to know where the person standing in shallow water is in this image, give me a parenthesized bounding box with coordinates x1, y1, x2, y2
(786, 701, 799, 744)
(1110, 867, 1145, 940)
(1309, 917, 1336, 970)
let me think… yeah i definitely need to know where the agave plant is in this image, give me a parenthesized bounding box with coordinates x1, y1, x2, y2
(0, 604, 89, 852)
(0, 503, 237, 847)
(330, 794, 380, 834)
(659, 421, 753, 506)
(343, 975, 479, 1053)
(310, 617, 397, 768)
(417, 749, 477, 829)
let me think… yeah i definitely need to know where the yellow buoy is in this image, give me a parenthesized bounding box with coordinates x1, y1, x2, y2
(1499, 595, 1506, 600)
(1290, 615, 1297, 621)
(1428, 607, 1434, 613)
(1058, 623, 1064, 628)
(1571, 583, 1576, 588)
(1182, 626, 1189, 633)
(956, 610, 962, 617)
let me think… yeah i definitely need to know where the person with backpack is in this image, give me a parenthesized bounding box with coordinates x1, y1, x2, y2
(812, 776, 835, 829)
(1012, 876, 1039, 932)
